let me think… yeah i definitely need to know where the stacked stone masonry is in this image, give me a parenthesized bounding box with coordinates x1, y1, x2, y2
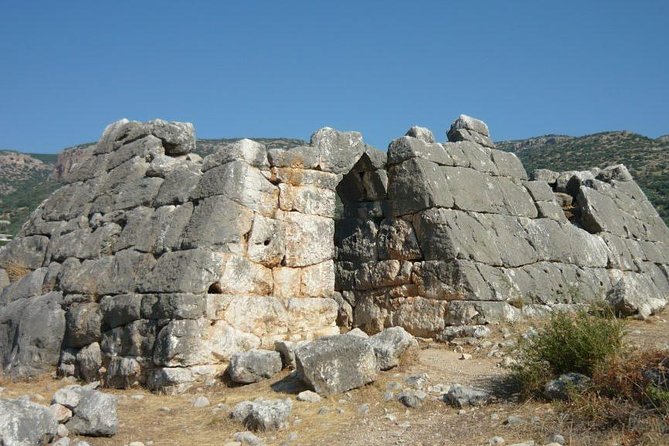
(0, 115, 667, 392)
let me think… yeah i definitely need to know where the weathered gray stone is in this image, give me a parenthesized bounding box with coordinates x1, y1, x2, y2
(232, 398, 292, 432)
(149, 119, 195, 156)
(544, 373, 591, 400)
(388, 158, 454, 216)
(154, 165, 201, 205)
(0, 235, 49, 271)
(100, 294, 142, 329)
(64, 303, 102, 348)
(377, 218, 422, 260)
(66, 389, 118, 437)
(606, 274, 667, 319)
(405, 126, 435, 143)
(368, 327, 418, 370)
(140, 293, 206, 320)
(181, 195, 253, 250)
(138, 249, 223, 294)
(76, 342, 102, 382)
(0, 292, 65, 378)
(295, 335, 378, 394)
(203, 139, 269, 170)
(310, 127, 366, 174)
(228, 350, 283, 384)
(444, 384, 490, 408)
(193, 160, 278, 216)
(0, 398, 58, 446)
(101, 320, 157, 357)
(387, 136, 452, 166)
(105, 356, 143, 389)
(0, 268, 48, 304)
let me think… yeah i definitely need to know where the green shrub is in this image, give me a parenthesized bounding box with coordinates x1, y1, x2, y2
(511, 307, 626, 397)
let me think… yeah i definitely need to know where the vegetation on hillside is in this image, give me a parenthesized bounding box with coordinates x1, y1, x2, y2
(497, 131, 669, 224)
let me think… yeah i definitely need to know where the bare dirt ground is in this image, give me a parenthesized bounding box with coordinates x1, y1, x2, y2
(3, 315, 669, 446)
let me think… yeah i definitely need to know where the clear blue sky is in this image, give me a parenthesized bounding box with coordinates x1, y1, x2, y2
(1, 1, 668, 153)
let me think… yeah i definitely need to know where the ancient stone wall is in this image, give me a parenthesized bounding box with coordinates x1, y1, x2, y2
(0, 115, 668, 392)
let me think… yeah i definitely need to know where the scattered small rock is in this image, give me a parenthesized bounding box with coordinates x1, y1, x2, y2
(404, 373, 429, 390)
(357, 403, 370, 415)
(504, 415, 524, 426)
(398, 390, 426, 408)
(234, 430, 264, 446)
(544, 373, 591, 401)
(193, 396, 210, 408)
(549, 434, 565, 445)
(460, 353, 472, 360)
(296, 391, 321, 403)
(444, 384, 490, 408)
(488, 436, 505, 446)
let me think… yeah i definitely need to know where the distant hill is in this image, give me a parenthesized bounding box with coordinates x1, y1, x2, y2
(496, 131, 669, 224)
(0, 151, 60, 238)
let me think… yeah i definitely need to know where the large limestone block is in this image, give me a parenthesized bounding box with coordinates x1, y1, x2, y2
(459, 141, 499, 174)
(270, 167, 340, 190)
(153, 318, 212, 367)
(606, 272, 667, 319)
(228, 349, 282, 383)
(268, 145, 320, 169)
(66, 389, 118, 437)
(106, 134, 164, 171)
(388, 296, 449, 337)
(101, 319, 157, 357)
(387, 135, 453, 166)
(281, 212, 335, 267)
(202, 138, 269, 170)
(50, 224, 121, 261)
(154, 165, 202, 205)
(577, 187, 627, 236)
(285, 297, 339, 339)
(0, 235, 49, 271)
(216, 253, 273, 295)
(60, 250, 156, 295)
(115, 204, 193, 254)
(0, 292, 65, 378)
(272, 267, 302, 299)
(295, 335, 378, 394)
(491, 149, 528, 179)
(140, 293, 206, 320)
(368, 326, 418, 370)
(446, 301, 521, 326)
(0, 398, 58, 446)
(377, 218, 423, 260)
(41, 181, 96, 222)
(310, 127, 366, 174)
(354, 260, 412, 290)
(0, 268, 48, 305)
(413, 208, 503, 266)
(149, 118, 196, 156)
(193, 160, 278, 216)
(181, 195, 254, 250)
(523, 180, 557, 202)
(105, 356, 143, 388)
(139, 248, 224, 294)
(300, 260, 335, 297)
(442, 166, 496, 213)
(412, 260, 493, 301)
(473, 214, 538, 267)
(278, 183, 336, 217)
(335, 219, 378, 263)
(247, 215, 285, 267)
(100, 294, 142, 329)
(111, 176, 163, 211)
(94, 118, 132, 154)
(388, 157, 454, 216)
(64, 302, 102, 348)
(498, 177, 538, 218)
(405, 125, 435, 143)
